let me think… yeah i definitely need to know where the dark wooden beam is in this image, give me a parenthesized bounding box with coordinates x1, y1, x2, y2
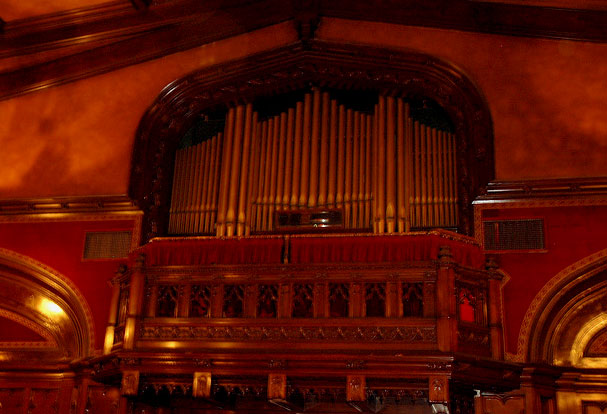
(0, 0, 292, 100)
(2, 0, 607, 100)
(321, 0, 607, 43)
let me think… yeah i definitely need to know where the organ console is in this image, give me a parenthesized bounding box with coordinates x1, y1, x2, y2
(168, 88, 457, 236)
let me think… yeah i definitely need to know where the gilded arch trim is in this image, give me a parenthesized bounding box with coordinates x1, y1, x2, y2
(0, 247, 95, 359)
(0, 308, 57, 348)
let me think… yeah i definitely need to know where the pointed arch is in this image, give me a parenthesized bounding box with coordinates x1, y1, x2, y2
(0, 248, 95, 362)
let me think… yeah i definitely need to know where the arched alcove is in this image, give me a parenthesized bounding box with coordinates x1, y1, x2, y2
(130, 40, 494, 242)
(0, 248, 94, 363)
(522, 250, 607, 365)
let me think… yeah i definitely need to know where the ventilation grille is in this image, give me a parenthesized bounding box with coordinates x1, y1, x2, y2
(83, 231, 132, 259)
(483, 219, 544, 251)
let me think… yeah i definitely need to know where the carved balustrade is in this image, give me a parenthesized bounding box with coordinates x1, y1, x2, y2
(96, 232, 515, 413)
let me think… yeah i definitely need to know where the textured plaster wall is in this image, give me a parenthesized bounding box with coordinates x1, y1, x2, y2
(318, 18, 607, 181)
(0, 22, 298, 198)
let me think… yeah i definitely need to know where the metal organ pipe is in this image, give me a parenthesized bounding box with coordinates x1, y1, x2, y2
(168, 91, 458, 236)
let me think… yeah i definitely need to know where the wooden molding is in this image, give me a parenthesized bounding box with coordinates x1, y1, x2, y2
(475, 177, 607, 203)
(0, 195, 139, 216)
(473, 178, 607, 244)
(321, 0, 607, 43)
(2, 0, 607, 101)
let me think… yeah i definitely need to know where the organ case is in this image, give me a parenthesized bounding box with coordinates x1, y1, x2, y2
(168, 89, 458, 236)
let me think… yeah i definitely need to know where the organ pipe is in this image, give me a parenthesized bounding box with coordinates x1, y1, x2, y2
(168, 90, 458, 236)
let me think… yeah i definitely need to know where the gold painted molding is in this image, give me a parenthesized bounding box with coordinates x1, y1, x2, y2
(0, 195, 139, 215)
(0, 308, 57, 348)
(569, 313, 607, 368)
(0, 247, 96, 356)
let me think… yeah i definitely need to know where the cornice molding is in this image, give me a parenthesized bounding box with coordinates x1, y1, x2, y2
(0, 0, 292, 100)
(474, 177, 607, 204)
(320, 1, 607, 43)
(1, 0, 607, 101)
(0, 195, 140, 216)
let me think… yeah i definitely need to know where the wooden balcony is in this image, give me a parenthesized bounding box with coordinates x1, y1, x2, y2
(93, 231, 519, 413)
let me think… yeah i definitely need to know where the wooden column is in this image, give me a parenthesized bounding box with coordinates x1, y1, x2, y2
(436, 246, 457, 352)
(123, 255, 145, 350)
(104, 266, 125, 354)
(486, 257, 504, 360)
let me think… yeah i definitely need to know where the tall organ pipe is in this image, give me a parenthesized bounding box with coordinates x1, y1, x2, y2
(168, 92, 457, 236)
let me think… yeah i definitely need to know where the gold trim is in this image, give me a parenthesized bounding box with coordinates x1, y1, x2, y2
(515, 248, 607, 362)
(148, 228, 479, 245)
(0, 308, 57, 348)
(569, 313, 607, 368)
(0, 247, 96, 355)
(0, 195, 139, 216)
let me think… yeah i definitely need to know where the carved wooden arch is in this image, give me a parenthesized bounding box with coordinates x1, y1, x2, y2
(0, 248, 95, 362)
(520, 249, 607, 364)
(130, 40, 494, 242)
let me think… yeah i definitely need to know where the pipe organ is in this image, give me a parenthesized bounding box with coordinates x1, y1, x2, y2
(168, 89, 457, 236)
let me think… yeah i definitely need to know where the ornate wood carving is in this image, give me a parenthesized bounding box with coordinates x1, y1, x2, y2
(193, 372, 212, 398)
(140, 324, 437, 343)
(121, 371, 140, 396)
(346, 375, 365, 402)
(130, 40, 494, 241)
(476, 392, 525, 414)
(428, 375, 448, 404)
(267, 374, 287, 400)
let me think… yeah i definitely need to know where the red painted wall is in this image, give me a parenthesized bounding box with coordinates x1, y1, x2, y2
(481, 205, 607, 354)
(0, 218, 137, 350)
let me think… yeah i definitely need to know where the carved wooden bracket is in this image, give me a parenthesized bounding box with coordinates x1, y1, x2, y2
(193, 372, 212, 398)
(121, 371, 140, 396)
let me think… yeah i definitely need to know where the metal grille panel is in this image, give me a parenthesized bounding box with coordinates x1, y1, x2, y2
(83, 231, 132, 259)
(483, 219, 544, 251)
